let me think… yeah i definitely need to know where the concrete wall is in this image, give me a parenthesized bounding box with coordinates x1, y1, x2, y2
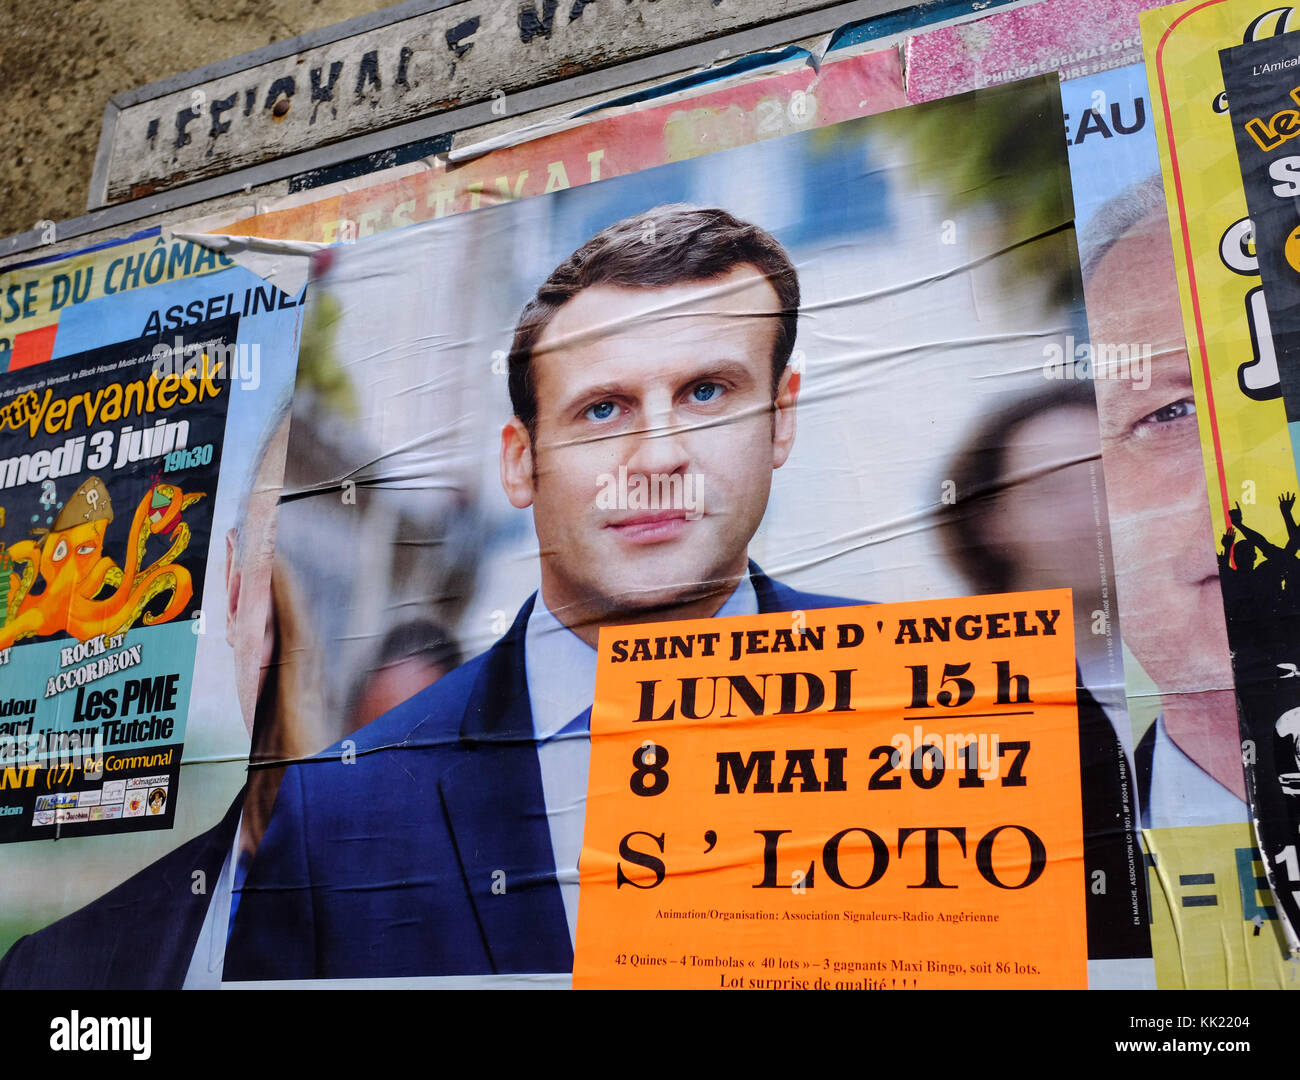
(0, 0, 386, 237)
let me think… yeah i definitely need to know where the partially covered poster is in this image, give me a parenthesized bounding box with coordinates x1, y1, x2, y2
(222, 75, 1147, 987)
(1222, 29, 1300, 462)
(1142, 0, 1300, 956)
(0, 240, 304, 989)
(0, 319, 233, 839)
(1063, 59, 1294, 986)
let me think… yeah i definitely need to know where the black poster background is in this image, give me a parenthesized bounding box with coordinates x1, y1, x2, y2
(1218, 35, 1300, 951)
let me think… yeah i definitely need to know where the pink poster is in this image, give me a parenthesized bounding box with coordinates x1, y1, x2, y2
(905, 0, 1167, 103)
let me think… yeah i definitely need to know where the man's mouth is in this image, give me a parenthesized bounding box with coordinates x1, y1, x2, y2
(606, 510, 691, 544)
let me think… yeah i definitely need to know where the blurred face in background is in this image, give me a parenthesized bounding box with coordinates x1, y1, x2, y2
(982, 404, 1103, 611)
(353, 656, 452, 728)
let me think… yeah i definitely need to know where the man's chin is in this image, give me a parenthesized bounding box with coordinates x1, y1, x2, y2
(1137, 643, 1233, 699)
(589, 572, 741, 625)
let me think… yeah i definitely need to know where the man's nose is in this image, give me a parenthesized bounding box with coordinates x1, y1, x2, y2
(625, 405, 691, 477)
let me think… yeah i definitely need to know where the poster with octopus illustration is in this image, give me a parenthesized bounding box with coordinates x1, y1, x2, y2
(0, 316, 233, 841)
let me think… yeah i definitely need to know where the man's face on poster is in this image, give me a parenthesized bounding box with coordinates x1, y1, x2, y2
(500, 264, 799, 624)
(225, 419, 289, 733)
(1089, 214, 1234, 694)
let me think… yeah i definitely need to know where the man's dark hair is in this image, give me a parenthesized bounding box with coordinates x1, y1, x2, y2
(507, 204, 800, 440)
(372, 619, 463, 676)
(343, 618, 464, 727)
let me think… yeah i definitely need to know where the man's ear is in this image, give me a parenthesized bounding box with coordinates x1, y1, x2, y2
(771, 366, 801, 469)
(224, 528, 239, 649)
(500, 417, 536, 509)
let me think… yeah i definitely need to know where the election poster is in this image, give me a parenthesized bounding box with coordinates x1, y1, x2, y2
(0, 250, 304, 989)
(220, 74, 1148, 988)
(1142, 0, 1300, 956)
(1062, 61, 1294, 986)
(1143, 822, 1296, 986)
(7, 0, 1300, 1009)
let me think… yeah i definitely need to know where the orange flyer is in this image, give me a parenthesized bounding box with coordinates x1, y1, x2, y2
(575, 590, 1086, 989)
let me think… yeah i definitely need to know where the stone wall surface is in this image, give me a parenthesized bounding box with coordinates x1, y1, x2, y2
(0, 0, 389, 237)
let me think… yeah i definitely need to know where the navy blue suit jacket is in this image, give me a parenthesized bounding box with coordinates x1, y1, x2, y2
(224, 566, 853, 980)
(0, 791, 244, 989)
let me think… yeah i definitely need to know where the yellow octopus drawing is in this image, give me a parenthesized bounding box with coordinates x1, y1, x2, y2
(0, 476, 206, 648)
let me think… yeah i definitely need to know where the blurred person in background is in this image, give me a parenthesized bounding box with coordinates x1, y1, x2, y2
(941, 379, 1110, 685)
(347, 619, 462, 729)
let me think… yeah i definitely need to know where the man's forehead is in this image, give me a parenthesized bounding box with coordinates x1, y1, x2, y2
(1088, 222, 1182, 337)
(532, 264, 782, 359)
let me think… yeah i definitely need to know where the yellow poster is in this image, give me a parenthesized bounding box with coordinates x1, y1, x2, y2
(575, 592, 1086, 989)
(1145, 822, 1297, 988)
(1141, 0, 1300, 536)
(1141, 0, 1300, 973)
(1, 233, 235, 371)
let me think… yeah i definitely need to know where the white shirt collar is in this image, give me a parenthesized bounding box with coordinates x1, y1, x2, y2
(524, 576, 759, 740)
(1146, 714, 1247, 829)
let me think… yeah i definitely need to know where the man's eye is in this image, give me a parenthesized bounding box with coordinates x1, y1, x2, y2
(1137, 398, 1196, 427)
(584, 401, 618, 422)
(691, 382, 721, 403)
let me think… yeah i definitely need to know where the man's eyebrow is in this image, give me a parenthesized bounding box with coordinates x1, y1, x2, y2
(557, 361, 760, 416)
(1147, 356, 1194, 389)
(558, 381, 630, 415)
(673, 360, 757, 389)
